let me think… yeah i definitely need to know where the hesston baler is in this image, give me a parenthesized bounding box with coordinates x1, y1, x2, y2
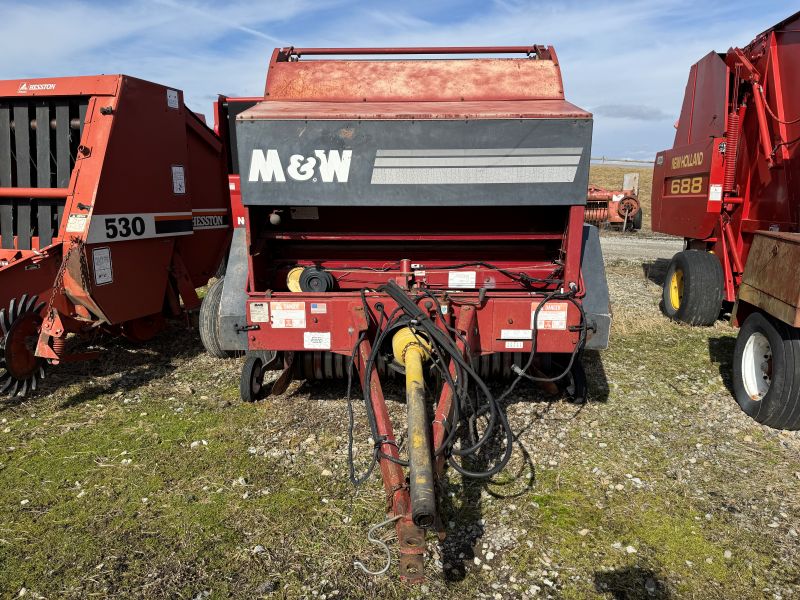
(0, 75, 231, 397)
(652, 11, 800, 429)
(202, 46, 610, 581)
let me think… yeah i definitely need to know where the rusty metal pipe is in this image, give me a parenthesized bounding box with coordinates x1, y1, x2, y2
(722, 220, 745, 274)
(289, 46, 539, 56)
(392, 327, 436, 529)
(0, 187, 69, 198)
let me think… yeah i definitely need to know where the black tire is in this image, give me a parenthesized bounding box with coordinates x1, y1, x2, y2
(733, 312, 800, 430)
(661, 250, 723, 325)
(240, 353, 266, 403)
(214, 254, 227, 279)
(631, 206, 643, 231)
(199, 277, 229, 359)
(542, 354, 587, 403)
(557, 359, 587, 403)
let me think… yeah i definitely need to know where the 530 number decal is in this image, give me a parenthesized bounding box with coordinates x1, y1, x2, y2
(104, 216, 146, 239)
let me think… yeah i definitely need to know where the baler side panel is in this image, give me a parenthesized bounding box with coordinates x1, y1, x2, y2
(673, 52, 727, 147)
(81, 78, 190, 323)
(652, 138, 723, 239)
(174, 113, 232, 287)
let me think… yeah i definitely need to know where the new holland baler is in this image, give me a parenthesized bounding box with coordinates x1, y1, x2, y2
(0, 75, 231, 397)
(652, 11, 800, 429)
(202, 46, 610, 581)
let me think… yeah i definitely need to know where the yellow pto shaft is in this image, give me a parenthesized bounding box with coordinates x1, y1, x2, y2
(392, 326, 436, 528)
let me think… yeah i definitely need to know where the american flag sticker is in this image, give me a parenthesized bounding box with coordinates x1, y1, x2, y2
(310, 303, 327, 314)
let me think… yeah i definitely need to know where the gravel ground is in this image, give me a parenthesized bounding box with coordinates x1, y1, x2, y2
(600, 231, 683, 262)
(1, 236, 799, 599)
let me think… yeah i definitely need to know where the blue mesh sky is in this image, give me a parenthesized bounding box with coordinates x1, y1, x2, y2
(1, 1, 793, 157)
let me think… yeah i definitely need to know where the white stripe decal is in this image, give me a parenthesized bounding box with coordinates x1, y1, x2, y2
(375, 147, 583, 157)
(374, 155, 581, 167)
(371, 166, 578, 185)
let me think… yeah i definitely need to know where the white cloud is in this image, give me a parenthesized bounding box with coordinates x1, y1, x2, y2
(0, 0, 793, 156)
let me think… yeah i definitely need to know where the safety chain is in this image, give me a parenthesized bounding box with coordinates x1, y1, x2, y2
(45, 236, 88, 322)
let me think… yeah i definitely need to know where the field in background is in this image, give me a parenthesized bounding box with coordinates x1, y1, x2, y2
(1, 253, 799, 598)
(589, 165, 654, 233)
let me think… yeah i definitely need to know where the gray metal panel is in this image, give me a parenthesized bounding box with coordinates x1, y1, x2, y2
(0, 105, 12, 249)
(55, 101, 70, 187)
(13, 104, 31, 250)
(36, 102, 53, 247)
(236, 118, 592, 207)
(218, 227, 249, 351)
(580, 224, 610, 350)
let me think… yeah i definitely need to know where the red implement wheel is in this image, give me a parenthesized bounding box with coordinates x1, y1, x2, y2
(617, 196, 640, 219)
(0, 294, 47, 398)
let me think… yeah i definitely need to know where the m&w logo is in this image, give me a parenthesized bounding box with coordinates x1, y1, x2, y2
(248, 149, 352, 183)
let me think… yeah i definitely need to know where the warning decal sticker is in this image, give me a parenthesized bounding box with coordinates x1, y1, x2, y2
(172, 165, 186, 195)
(92, 247, 113, 286)
(531, 302, 568, 330)
(250, 302, 269, 323)
(448, 271, 476, 288)
(167, 89, 179, 109)
(66, 213, 88, 233)
(270, 301, 306, 328)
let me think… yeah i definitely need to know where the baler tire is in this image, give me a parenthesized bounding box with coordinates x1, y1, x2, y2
(557, 359, 587, 403)
(199, 277, 229, 359)
(733, 312, 800, 430)
(240, 352, 266, 403)
(543, 354, 587, 403)
(631, 207, 643, 231)
(661, 250, 723, 326)
(214, 251, 228, 279)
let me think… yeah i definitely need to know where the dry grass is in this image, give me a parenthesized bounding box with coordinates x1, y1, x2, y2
(1, 261, 799, 599)
(589, 165, 654, 232)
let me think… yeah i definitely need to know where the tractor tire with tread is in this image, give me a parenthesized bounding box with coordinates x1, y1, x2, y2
(733, 312, 800, 430)
(661, 250, 723, 325)
(199, 277, 229, 359)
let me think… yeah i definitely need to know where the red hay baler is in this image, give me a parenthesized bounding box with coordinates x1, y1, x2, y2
(652, 11, 800, 429)
(202, 46, 610, 581)
(585, 172, 642, 231)
(0, 75, 231, 397)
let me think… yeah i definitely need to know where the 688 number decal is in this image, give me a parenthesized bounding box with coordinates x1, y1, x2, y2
(104, 216, 146, 239)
